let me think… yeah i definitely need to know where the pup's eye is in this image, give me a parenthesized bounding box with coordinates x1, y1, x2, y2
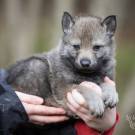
(93, 45, 102, 51)
(73, 44, 80, 50)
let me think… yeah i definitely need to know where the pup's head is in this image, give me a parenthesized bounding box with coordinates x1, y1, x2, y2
(60, 12, 117, 72)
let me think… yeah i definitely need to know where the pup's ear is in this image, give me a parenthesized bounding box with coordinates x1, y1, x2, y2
(102, 15, 117, 36)
(62, 12, 74, 34)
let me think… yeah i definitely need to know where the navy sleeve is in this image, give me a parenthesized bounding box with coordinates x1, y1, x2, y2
(0, 69, 76, 135)
(0, 69, 28, 135)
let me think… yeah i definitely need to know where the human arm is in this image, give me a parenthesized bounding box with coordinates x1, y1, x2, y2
(0, 69, 68, 135)
(67, 77, 117, 132)
(0, 79, 28, 134)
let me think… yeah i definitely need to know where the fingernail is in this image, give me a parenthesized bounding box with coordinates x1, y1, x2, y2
(72, 90, 86, 105)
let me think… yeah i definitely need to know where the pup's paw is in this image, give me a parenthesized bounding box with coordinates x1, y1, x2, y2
(88, 94, 105, 118)
(102, 83, 119, 108)
(77, 82, 105, 118)
(104, 91, 119, 108)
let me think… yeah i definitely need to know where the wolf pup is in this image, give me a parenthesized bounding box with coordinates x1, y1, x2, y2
(6, 12, 118, 117)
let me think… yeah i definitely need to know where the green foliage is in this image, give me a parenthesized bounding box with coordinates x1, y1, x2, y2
(116, 42, 135, 99)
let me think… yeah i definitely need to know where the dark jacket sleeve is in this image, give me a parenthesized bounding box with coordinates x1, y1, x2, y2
(0, 69, 28, 135)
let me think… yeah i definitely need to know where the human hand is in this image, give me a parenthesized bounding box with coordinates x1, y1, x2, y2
(15, 91, 69, 125)
(67, 77, 116, 131)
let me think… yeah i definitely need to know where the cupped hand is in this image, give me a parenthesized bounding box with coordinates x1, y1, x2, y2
(67, 77, 116, 130)
(15, 91, 69, 125)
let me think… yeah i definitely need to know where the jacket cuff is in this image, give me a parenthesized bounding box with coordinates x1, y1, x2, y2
(74, 113, 119, 135)
(0, 81, 29, 133)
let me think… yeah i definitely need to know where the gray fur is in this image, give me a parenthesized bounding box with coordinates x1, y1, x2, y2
(6, 12, 118, 117)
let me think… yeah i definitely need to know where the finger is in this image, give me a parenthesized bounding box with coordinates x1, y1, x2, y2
(80, 82, 102, 96)
(67, 102, 93, 121)
(104, 76, 115, 86)
(80, 81, 99, 89)
(15, 91, 44, 105)
(76, 111, 94, 122)
(67, 92, 80, 109)
(67, 102, 88, 115)
(80, 81, 94, 87)
(29, 115, 69, 124)
(67, 92, 88, 113)
(71, 89, 87, 107)
(22, 103, 66, 115)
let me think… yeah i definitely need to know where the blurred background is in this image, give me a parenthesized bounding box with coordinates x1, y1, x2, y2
(0, 0, 135, 134)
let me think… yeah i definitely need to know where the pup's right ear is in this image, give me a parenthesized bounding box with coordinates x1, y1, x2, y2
(102, 15, 117, 36)
(62, 12, 74, 34)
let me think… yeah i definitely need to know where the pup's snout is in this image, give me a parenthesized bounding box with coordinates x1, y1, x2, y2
(80, 58, 91, 68)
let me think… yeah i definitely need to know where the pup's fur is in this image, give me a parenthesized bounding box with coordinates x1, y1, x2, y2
(6, 12, 118, 117)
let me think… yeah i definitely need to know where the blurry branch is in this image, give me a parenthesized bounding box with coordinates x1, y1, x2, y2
(4, 0, 42, 63)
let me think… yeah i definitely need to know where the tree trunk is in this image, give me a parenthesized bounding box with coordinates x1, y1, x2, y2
(4, 0, 42, 65)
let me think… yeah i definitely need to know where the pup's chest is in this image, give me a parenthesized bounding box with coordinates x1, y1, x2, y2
(50, 68, 103, 86)
(69, 72, 104, 85)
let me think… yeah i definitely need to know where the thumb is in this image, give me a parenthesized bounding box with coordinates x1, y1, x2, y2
(15, 91, 44, 105)
(104, 76, 115, 86)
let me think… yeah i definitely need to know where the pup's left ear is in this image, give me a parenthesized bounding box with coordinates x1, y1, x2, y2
(102, 15, 117, 36)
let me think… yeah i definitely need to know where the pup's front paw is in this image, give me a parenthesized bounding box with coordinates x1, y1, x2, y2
(88, 94, 105, 118)
(104, 91, 119, 108)
(77, 82, 105, 118)
(101, 83, 119, 108)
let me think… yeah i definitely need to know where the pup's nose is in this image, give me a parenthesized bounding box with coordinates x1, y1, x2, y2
(80, 59, 91, 67)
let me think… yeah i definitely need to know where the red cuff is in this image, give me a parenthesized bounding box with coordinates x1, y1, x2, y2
(74, 113, 119, 135)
